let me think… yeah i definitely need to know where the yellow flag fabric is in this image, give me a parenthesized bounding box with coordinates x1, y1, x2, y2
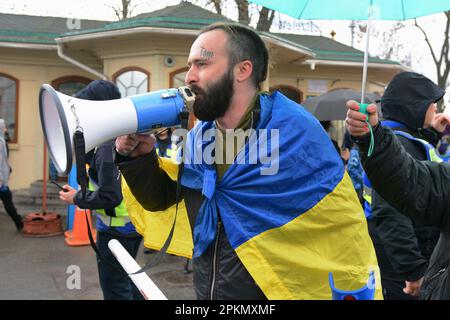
(122, 156, 193, 259)
(235, 173, 382, 300)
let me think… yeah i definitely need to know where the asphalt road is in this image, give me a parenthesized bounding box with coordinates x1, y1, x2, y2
(0, 213, 195, 300)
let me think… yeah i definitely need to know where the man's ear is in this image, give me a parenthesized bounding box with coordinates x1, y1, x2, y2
(235, 60, 253, 83)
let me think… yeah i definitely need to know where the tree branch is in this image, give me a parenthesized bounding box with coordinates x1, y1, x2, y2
(208, 0, 222, 15)
(414, 18, 440, 66)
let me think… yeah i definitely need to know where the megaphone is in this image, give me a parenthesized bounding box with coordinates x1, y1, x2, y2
(39, 84, 195, 175)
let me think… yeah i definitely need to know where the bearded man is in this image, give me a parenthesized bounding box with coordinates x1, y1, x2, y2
(115, 23, 381, 300)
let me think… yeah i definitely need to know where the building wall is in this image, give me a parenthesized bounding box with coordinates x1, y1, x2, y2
(271, 63, 394, 99)
(0, 48, 97, 189)
(104, 53, 189, 90)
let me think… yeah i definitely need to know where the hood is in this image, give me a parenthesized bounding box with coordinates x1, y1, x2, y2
(381, 72, 445, 131)
(75, 80, 121, 101)
(74, 80, 121, 156)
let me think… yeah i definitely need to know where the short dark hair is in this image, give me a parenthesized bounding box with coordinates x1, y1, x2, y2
(200, 23, 269, 90)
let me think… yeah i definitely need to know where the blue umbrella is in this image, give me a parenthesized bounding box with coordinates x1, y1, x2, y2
(249, 0, 450, 103)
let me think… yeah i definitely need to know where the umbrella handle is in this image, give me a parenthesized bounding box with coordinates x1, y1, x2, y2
(358, 103, 369, 117)
(359, 103, 374, 157)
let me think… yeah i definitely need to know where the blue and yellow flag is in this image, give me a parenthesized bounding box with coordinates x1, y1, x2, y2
(122, 156, 193, 259)
(178, 92, 382, 299)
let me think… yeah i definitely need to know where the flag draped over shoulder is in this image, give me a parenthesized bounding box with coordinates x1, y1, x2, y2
(122, 157, 193, 259)
(180, 92, 382, 300)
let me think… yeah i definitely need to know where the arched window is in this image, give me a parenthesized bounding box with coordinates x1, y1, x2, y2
(0, 73, 19, 143)
(52, 76, 92, 96)
(269, 85, 303, 103)
(170, 67, 189, 88)
(113, 67, 149, 97)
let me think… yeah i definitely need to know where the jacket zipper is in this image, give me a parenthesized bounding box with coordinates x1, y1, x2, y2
(429, 268, 446, 281)
(209, 220, 221, 300)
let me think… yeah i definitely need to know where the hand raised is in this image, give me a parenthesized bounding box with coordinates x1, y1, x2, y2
(345, 100, 379, 137)
(430, 113, 450, 133)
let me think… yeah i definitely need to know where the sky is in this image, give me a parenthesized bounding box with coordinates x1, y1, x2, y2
(0, 0, 448, 104)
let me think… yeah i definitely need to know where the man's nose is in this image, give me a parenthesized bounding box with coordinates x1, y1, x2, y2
(185, 67, 198, 85)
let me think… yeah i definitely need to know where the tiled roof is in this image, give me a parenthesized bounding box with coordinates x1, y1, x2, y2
(60, 2, 235, 37)
(274, 33, 399, 64)
(0, 12, 107, 44)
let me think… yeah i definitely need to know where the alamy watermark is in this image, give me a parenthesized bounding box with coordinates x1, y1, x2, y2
(66, 265, 81, 290)
(172, 128, 280, 176)
(66, 18, 81, 30)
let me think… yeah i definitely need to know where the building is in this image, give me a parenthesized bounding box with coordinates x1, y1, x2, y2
(0, 2, 406, 189)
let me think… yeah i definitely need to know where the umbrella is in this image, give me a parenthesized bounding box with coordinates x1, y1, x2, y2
(301, 89, 380, 120)
(249, 0, 450, 103)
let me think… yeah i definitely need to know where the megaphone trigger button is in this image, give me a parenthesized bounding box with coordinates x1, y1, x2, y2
(161, 91, 177, 99)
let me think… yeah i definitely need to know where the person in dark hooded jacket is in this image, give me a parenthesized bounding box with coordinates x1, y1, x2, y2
(58, 80, 143, 300)
(345, 74, 450, 299)
(367, 72, 444, 299)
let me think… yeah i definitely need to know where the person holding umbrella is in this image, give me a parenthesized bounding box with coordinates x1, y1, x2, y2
(345, 87, 450, 299)
(362, 72, 443, 299)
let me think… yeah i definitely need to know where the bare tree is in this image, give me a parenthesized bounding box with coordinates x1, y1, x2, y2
(193, 0, 276, 31)
(235, 0, 250, 26)
(255, 6, 275, 32)
(415, 11, 450, 110)
(112, 0, 137, 20)
(375, 22, 411, 66)
(352, 21, 412, 67)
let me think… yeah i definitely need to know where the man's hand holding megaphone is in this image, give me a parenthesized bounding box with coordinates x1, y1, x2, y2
(115, 134, 156, 158)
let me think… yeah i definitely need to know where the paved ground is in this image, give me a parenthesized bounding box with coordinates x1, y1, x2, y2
(0, 212, 196, 300)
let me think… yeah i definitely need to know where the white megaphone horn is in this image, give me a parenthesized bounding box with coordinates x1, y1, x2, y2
(39, 84, 195, 175)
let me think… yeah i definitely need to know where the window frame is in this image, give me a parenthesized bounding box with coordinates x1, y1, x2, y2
(0, 72, 20, 144)
(51, 75, 92, 92)
(112, 67, 150, 96)
(169, 67, 189, 88)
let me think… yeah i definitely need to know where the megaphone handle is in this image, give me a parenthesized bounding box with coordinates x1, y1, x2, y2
(73, 130, 88, 197)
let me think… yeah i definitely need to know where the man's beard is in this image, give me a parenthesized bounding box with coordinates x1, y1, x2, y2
(190, 69, 234, 121)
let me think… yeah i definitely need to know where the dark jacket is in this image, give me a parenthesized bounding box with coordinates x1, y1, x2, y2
(368, 72, 443, 283)
(369, 130, 440, 281)
(116, 150, 266, 300)
(356, 124, 450, 299)
(73, 80, 123, 214)
(74, 142, 123, 215)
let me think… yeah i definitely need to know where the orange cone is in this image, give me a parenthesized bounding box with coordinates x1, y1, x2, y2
(64, 206, 97, 246)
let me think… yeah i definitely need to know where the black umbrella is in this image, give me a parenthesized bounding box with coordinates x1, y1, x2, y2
(301, 89, 381, 121)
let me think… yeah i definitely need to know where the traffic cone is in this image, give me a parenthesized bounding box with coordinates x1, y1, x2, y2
(64, 206, 97, 246)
